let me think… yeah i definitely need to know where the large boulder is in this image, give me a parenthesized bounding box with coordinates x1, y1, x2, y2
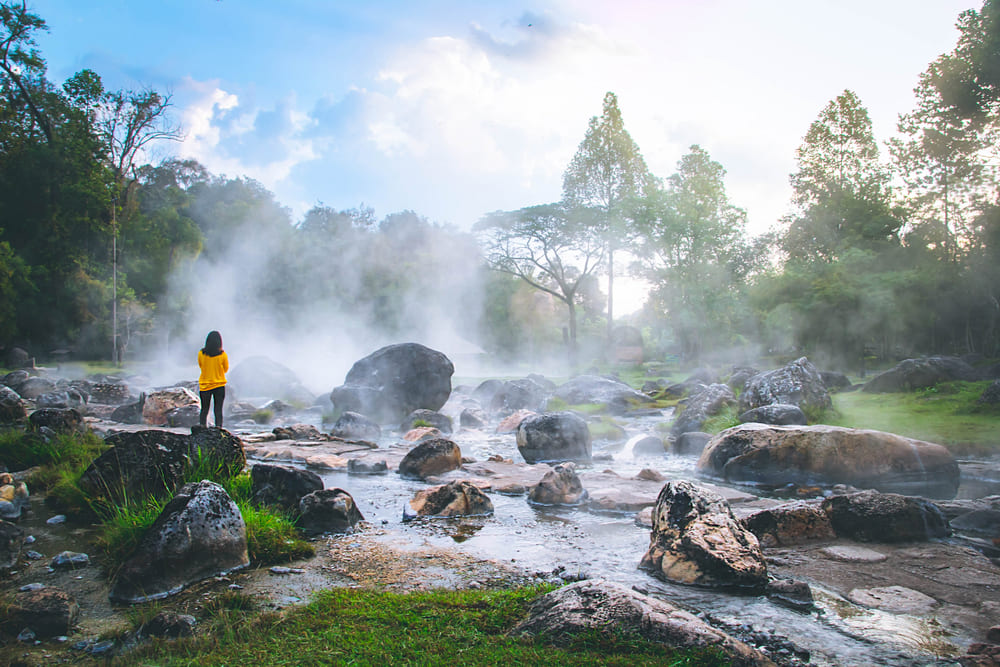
(28, 407, 84, 434)
(822, 490, 950, 542)
(863, 356, 980, 393)
(516, 412, 592, 464)
(738, 403, 807, 426)
(142, 387, 199, 426)
(250, 463, 324, 514)
(671, 384, 736, 437)
(331, 343, 454, 424)
(0, 385, 26, 422)
(528, 462, 587, 505)
(698, 423, 960, 499)
(397, 438, 462, 480)
(110, 480, 249, 603)
(510, 579, 772, 667)
(17, 376, 56, 399)
(488, 378, 550, 417)
(639, 480, 767, 590)
(406, 480, 494, 518)
(739, 357, 831, 414)
(551, 375, 652, 415)
(400, 409, 453, 434)
(297, 488, 364, 534)
(35, 388, 87, 410)
(228, 355, 301, 399)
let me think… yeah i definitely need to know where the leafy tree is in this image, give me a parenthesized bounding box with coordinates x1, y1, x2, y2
(476, 204, 604, 362)
(0, 1, 50, 143)
(928, 0, 1000, 121)
(562, 92, 656, 342)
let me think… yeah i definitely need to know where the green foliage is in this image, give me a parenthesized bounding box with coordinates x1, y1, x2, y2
(411, 418, 432, 428)
(121, 585, 730, 666)
(238, 501, 314, 565)
(251, 409, 273, 424)
(701, 406, 740, 434)
(587, 417, 627, 442)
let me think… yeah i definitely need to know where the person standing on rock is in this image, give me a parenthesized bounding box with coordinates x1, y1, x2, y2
(198, 330, 229, 428)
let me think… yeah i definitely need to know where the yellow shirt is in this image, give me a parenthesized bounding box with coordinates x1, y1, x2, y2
(198, 350, 229, 391)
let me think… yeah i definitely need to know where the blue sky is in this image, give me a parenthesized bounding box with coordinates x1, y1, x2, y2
(33, 0, 980, 234)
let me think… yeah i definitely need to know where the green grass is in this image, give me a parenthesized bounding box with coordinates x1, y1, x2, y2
(701, 405, 740, 434)
(121, 586, 729, 666)
(826, 381, 1000, 455)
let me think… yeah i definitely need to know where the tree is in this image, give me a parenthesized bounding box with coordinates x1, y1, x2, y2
(562, 92, 656, 342)
(476, 204, 604, 362)
(0, 1, 50, 144)
(928, 1, 1000, 121)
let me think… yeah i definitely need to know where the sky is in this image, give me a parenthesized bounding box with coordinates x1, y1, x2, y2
(31, 0, 981, 239)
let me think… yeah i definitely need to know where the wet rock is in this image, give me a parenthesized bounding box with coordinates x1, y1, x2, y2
(28, 407, 84, 434)
(516, 412, 592, 464)
(822, 490, 950, 542)
(863, 356, 980, 393)
(471, 379, 504, 407)
(640, 480, 767, 590)
(673, 431, 711, 456)
(398, 438, 462, 479)
(459, 407, 487, 429)
(727, 366, 759, 392)
(347, 458, 389, 475)
(742, 500, 835, 547)
(630, 435, 666, 456)
(110, 393, 145, 424)
(0, 519, 24, 571)
(766, 578, 814, 612)
(406, 480, 494, 518)
(250, 463, 324, 514)
(36, 388, 87, 410)
(511, 579, 772, 667)
(551, 375, 653, 415)
(50, 551, 90, 570)
(951, 509, 1000, 537)
(847, 585, 939, 615)
(142, 387, 199, 426)
(166, 404, 201, 427)
(88, 381, 132, 405)
(3, 368, 30, 391)
(0, 385, 26, 422)
(110, 480, 249, 603)
(228, 355, 301, 399)
(0, 477, 29, 520)
(5, 346, 30, 369)
(529, 462, 588, 505)
(698, 423, 960, 499)
(400, 408, 453, 434)
(403, 426, 441, 441)
(331, 343, 454, 423)
(8, 587, 79, 637)
(186, 426, 246, 476)
(739, 357, 831, 414)
(272, 423, 324, 440)
(818, 544, 889, 562)
(488, 378, 550, 416)
(140, 610, 197, 638)
(496, 409, 536, 433)
(671, 383, 736, 437)
(738, 403, 807, 426)
(298, 487, 364, 534)
(17, 376, 56, 399)
(329, 411, 382, 440)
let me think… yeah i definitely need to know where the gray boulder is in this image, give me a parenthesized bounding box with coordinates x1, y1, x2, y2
(863, 356, 979, 393)
(516, 412, 592, 464)
(670, 383, 735, 437)
(35, 388, 87, 410)
(250, 464, 324, 514)
(551, 375, 652, 415)
(398, 438, 462, 480)
(400, 409, 453, 434)
(822, 490, 950, 542)
(820, 370, 852, 392)
(640, 480, 767, 590)
(110, 393, 145, 424)
(0, 385, 26, 422)
(110, 481, 249, 603)
(17, 376, 56, 399)
(739, 357, 831, 414)
(673, 431, 712, 457)
(298, 488, 364, 534)
(979, 380, 1000, 405)
(528, 462, 587, 505)
(488, 378, 550, 416)
(228, 355, 301, 399)
(329, 411, 382, 440)
(459, 407, 487, 429)
(331, 343, 454, 423)
(28, 408, 84, 434)
(738, 403, 807, 426)
(510, 579, 772, 667)
(2, 369, 29, 391)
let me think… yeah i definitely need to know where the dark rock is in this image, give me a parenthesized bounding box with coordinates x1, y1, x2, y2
(822, 490, 950, 542)
(406, 480, 494, 518)
(331, 343, 453, 424)
(298, 487, 364, 534)
(863, 356, 979, 393)
(17, 376, 56, 399)
(727, 366, 759, 392)
(398, 438, 462, 480)
(228, 355, 301, 398)
(250, 464, 324, 513)
(738, 403, 807, 426)
(516, 412, 592, 464)
(639, 480, 767, 590)
(28, 408, 84, 434)
(110, 481, 249, 603)
(671, 383, 735, 437)
(511, 579, 771, 667)
(742, 501, 835, 547)
(551, 375, 652, 415)
(140, 611, 197, 638)
(766, 578, 815, 612)
(35, 388, 87, 410)
(699, 423, 960, 499)
(529, 462, 587, 505)
(329, 411, 382, 440)
(488, 377, 550, 416)
(459, 407, 487, 429)
(0, 519, 24, 571)
(978, 380, 1000, 405)
(110, 393, 146, 424)
(673, 431, 712, 457)
(166, 405, 201, 428)
(272, 423, 324, 440)
(819, 370, 852, 392)
(471, 379, 505, 406)
(8, 587, 79, 637)
(400, 409, 453, 434)
(3, 369, 30, 392)
(0, 385, 26, 422)
(739, 357, 831, 414)
(347, 459, 388, 475)
(5, 346, 30, 369)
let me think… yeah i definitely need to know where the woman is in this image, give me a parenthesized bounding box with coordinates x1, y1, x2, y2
(198, 330, 229, 428)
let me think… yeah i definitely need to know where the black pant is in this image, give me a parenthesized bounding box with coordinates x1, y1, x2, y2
(199, 386, 226, 427)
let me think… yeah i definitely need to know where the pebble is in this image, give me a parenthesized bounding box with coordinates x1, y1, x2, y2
(269, 566, 305, 575)
(18, 583, 45, 592)
(17, 628, 36, 643)
(88, 640, 116, 656)
(46, 515, 66, 525)
(25, 550, 43, 560)
(50, 551, 90, 569)
(228, 584, 244, 590)
(24, 535, 35, 544)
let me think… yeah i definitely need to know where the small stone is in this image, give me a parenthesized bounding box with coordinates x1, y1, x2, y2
(25, 550, 43, 560)
(269, 566, 304, 575)
(17, 628, 36, 643)
(46, 515, 66, 525)
(19, 583, 45, 592)
(88, 640, 116, 656)
(50, 551, 89, 569)
(24, 535, 35, 544)
(228, 584, 244, 590)
(820, 545, 888, 563)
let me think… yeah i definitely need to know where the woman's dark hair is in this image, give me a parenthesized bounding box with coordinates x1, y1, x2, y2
(202, 331, 223, 357)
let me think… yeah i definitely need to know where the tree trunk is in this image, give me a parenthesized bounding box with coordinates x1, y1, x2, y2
(567, 299, 579, 369)
(606, 248, 614, 344)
